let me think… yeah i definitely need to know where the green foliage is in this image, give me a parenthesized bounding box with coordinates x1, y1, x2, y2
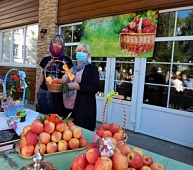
(59, 83, 68, 94)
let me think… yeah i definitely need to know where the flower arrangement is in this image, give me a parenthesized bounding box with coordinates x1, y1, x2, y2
(0, 74, 31, 100)
(16, 109, 26, 118)
(16, 109, 27, 122)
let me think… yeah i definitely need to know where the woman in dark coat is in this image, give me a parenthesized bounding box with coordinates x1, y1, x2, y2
(62, 43, 99, 131)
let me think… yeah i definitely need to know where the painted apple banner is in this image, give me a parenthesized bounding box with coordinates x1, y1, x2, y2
(81, 10, 158, 58)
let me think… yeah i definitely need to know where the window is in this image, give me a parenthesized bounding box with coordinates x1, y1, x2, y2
(144, 7, 193, 112)
(0, 24, 38, 67)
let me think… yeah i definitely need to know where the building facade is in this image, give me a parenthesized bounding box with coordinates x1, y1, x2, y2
(0, 0, 193, 148)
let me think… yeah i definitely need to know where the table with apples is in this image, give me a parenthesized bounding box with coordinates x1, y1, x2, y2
(0, 109, 192, 170)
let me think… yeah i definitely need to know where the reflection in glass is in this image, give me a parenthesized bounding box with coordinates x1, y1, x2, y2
(72, 25, 82, 42)
(173, 41, 193, 63)
(63, 26, 72, 43)
(114, 60, 134, 101)
(147, 42, 173, 62)
(63, 24, 82, 43)
(64, 46, 77, 60)
(176, 9, 193, 36)
(13, 28, 24, 63)
(25, 25, 38, 64)
(157, 12, 175, 37)
(91, 59, 107, 97)
(144, 65, 165, 106)
(2, 31, 11, 62)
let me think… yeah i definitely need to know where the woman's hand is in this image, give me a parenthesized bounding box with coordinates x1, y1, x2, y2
(67, 82, 80, 90)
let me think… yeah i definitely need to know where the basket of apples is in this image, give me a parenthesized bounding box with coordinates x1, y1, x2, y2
(18, 113, 88, 158)
(119, 10, 158, 56)
(94, 90, 127, 144)
(45, 60, 69, 93)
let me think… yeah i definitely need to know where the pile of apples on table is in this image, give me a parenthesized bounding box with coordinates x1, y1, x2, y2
(19, 114, 88, 157)
(70, 123, 165, 170)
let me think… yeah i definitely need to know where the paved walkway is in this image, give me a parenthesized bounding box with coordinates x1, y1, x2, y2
(26, 103, 193, 166)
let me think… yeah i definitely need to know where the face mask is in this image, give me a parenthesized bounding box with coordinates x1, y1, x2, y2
(53, 46, 61, 53)
(76, 52, 88, 62)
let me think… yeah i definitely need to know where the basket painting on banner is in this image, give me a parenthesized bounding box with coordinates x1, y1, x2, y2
(81, 10, 158, 58)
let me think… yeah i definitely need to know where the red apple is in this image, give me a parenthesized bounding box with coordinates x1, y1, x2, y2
(142, 18, 151, 27)
(139, 165, 151, 170)
(142, 155, 153, 166)
(51, 131, 62, 142)
(26, 130, 38, 145)
(68, 138, 80, 149)
(133, 147, 143, 156)
(113, 147, 121, 154)
(149, 24, 157, 33)
(72, 127, 82, 139)
(86, 142, 100, 151)
(127, 151, 144, 169)
(62, 129, 72, 141)
(71, 153, 89, 170)
(96, 127, 105, 137)
(142, 27, 152, 33)
(128, 21, 137, 30)
(126, 168, 136, 170)
(118, 143, 132, 156)
(44, 121, 55, 134)
(134, 17, 140, 23)
(58, 140, 68, 152)
(23, 125, 31, 136)
(122, 27, 129, 33)
(100, 123, 110, 130)
(56, 121, 67, 132)
(85, 164, 95, 170)
(79, 136, 88, 148)
(112, 153, 129, 170)
(19, 137, 27, 150)
(21, 145, 34, 157)
(46, 142, 57, 153)
(86, 148, 100, 164)
(102, 130, 112, 138)
(150, 162, 165, 170)
(34, 143, 46, 154)
(108, 136, 118, 147)
(119, 129, 127, 140)
(113, 132, 123, 141)
(39, 132, 50, 144)
(95, 156, 112, 170)
(109, 123, 121, 134)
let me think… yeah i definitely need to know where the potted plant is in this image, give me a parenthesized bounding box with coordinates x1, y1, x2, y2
(16, 110, 26, 122)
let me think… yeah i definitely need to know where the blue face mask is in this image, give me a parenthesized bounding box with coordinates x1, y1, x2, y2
(76, 52, 88, 62)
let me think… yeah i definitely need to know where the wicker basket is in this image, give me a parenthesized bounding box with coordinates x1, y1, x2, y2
(119, 33, 156, 51)
(93, 93, 127, 144)
(44, 60, 65, 93)
(1, 69, 27, 117)
(47, 83, 61, 93)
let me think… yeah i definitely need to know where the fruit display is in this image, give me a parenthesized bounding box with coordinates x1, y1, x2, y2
(70, 140, 165, 170)
(18, 114, 88, 157)
(94, 122, 127, 143)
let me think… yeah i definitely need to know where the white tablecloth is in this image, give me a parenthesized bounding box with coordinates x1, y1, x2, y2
(0, 109, 39, 135)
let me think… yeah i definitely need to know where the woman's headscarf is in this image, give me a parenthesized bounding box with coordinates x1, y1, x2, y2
(49, 35, 65, 58)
